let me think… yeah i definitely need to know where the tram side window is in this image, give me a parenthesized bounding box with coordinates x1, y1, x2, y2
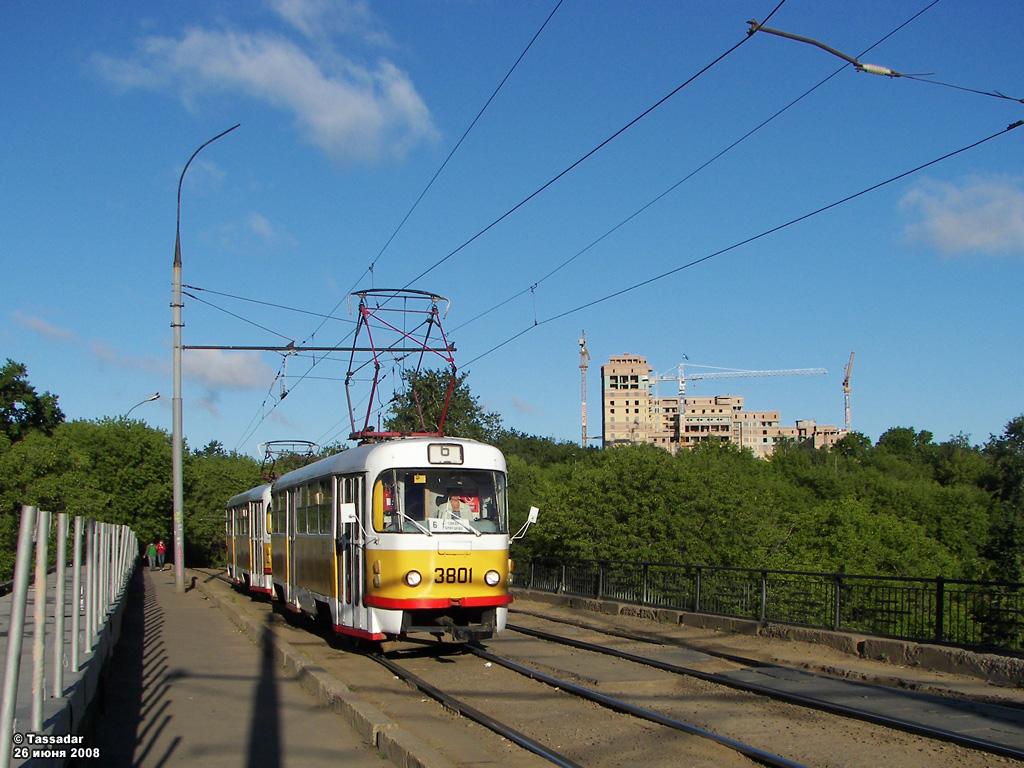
(271, 493, 285, 534)
(290, 487, 303, 534)
(252, 501, 263, 537)
(292, 482, 333, 535)
(314, 479, 333, 535)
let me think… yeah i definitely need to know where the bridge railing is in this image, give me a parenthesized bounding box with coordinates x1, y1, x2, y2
(525, 557, 1024, 653)
(0, 505, 138, 768)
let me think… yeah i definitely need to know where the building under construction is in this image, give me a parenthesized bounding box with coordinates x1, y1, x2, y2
(601, 354, 845, 458)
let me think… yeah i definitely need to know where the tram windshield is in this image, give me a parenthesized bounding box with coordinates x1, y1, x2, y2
(372, 469, 507, 535)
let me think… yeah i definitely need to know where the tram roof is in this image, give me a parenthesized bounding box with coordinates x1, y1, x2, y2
(271, 436, 506, 492)
(226, 482, 271, 508)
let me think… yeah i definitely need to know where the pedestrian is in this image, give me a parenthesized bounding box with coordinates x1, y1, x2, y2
(156, 540, 166, 570)
(147, 541, 157, 571)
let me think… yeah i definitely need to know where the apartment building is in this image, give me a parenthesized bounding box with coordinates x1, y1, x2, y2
(601, 355, 653, 447)
(601, 354, 842, 456)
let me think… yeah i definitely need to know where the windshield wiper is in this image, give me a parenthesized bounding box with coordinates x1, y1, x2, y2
(447, 513, 482, 537)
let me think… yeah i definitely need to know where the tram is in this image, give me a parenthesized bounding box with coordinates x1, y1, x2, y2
(225, 483, 272, 595)
(226, 436, 534, 642)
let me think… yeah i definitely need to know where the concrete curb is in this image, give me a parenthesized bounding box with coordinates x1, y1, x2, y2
(513, 588, 1024, 687)
(192, 573, 457, 768)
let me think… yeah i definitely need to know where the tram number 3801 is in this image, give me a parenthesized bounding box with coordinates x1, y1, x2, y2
(434, 567, 473, 584)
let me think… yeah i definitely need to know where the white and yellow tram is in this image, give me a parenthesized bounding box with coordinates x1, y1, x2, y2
(228, 436, 520, 642)
(225, 483, 273, 595)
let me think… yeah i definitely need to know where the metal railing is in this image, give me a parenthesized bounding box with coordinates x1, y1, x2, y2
(526, 557, 1024, 653)
(0, 506, 138, 768)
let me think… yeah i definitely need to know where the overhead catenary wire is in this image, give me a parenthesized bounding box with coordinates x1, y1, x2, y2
(463, 120, 1023, 367)
(184, 284, 358, 326)
(230, 0, 1010, 451)
(402, 0, 789, 289)
(900, 74, 1024, 104)
(295, 0, 564, 352)
(454, 0, 943, 334)
(748, 16, 1024, 103)
(231, 1, 790, 451)
(182, 290, 296, 344)
(231, 4, 566, 452)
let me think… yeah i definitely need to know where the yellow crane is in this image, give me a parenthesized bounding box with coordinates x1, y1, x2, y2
(843, 351, 855, 433)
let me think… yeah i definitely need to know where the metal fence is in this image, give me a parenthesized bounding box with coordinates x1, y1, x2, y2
(0, 505, 138, 768)
(526, 557, 1024, 653)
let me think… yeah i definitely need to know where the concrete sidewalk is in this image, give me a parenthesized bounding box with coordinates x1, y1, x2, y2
(89, 568, 388, 767)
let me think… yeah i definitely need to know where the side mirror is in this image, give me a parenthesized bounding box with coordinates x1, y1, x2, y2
(511, 506, 539, 542)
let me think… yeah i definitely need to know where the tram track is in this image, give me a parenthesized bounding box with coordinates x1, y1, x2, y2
(211, 570, 791, 766)
(374, 640, 806, 768)
(204, 571, 1023, 767)
(367, 647, 587, 768)
(502, 608, 1024, 762)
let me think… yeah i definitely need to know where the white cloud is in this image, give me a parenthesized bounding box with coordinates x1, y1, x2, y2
(91, 341, 166, 375)
(93, 21, 436, 164)
(268, 0, 389, 45)
(193, 393, 222, 418)
(511, 396, 536, 415)
(182, 348, 274, 389)
(900, 175, 1024, 257)
(14, 311, 75, 342)
(249, 212, 278, 240)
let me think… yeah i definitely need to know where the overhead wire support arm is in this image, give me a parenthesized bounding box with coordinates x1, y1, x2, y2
(182, 345, 452, 353)
(748, 15, 1024, 103)
(747, 19, 903, 77)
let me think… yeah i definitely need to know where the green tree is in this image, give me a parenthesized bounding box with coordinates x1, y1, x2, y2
(0, 419, 172, 576)
(0, 416, 266, 578)
(0, 359, 64, 443)
(384, 368, 502, 441)
(831, 431, 872, 461)
(982, 415, 1024, 582)
(931, 433, 987, 487)
(874, 426, 937, 476)
(185, 450, 263, 567)
(784, 497, 958, 577)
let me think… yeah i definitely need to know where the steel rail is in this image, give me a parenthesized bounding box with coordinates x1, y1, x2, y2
(506, 621, 1024, 762)
(366, 651, 584, 768)
(468, 645, 808, 768)
(510, 607, 781, 667)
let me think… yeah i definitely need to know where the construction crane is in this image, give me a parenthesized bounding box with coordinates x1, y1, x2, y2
(843, 351, 855, 433)
(654, 363, 828, 397)
(579, 331, 590, 448)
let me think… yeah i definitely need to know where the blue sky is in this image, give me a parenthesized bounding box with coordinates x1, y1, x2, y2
(3, 0, 1022, 457)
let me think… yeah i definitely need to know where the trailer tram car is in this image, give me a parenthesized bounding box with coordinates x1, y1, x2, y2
(228, 436, 514, 642)
(225, 483, 273, 595)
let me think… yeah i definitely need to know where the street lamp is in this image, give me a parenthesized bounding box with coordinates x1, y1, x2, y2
(125, 393, 160, 419)
(172, 124, 239, 594)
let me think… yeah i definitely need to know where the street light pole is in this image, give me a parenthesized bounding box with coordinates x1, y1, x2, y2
(125, 393, 160, 419)
(172, 124, 239, 594)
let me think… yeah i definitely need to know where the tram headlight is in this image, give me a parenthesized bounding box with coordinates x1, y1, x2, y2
(484, 570, 501, 587)
(404, 570, 422, 587)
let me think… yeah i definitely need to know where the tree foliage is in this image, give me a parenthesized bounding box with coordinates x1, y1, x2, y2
(0, 367, 264, 578)
(384, 368, 502, 441)
(0, 359, 64, 443)
(981, 416, 1024, 582)
(511, 420, 1019, 582)
(1, 360, 1020, 589)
